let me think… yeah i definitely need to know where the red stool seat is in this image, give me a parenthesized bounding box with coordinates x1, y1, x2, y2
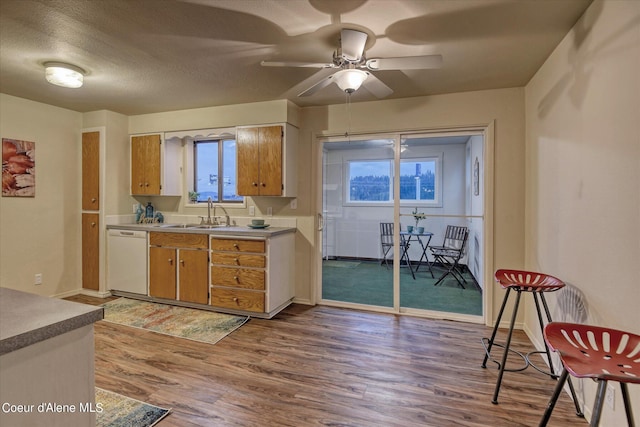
(540, 322, 640, 426)
(495, 269, 566, 292)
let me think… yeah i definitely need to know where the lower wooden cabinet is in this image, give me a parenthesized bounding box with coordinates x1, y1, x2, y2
(82, 213, 100, 290)
(149, 232, 208, 304)
(209, 233, 294, 317)
(210, 237, 266, 313)
(144, 231, 294, 318)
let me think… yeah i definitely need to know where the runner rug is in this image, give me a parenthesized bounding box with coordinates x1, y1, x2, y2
(102, 297, 249, 345)
(96, 388, 170, 427)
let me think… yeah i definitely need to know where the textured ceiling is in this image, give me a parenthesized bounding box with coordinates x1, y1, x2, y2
(0, 0, 592, 116)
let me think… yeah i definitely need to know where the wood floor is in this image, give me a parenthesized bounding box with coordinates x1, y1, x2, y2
(67, 295, 587, 426)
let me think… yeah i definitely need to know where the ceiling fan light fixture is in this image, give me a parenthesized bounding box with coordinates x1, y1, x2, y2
(334, 69, 368, 93)
(44, 62, 85, 88)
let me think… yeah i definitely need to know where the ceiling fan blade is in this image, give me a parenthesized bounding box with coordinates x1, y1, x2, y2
(298, 72, 337, 97)
(261, 60, 334, 68)
(362, 73, 393, 98)
(366, 55, 443, 71)
(340, 29, 367, 61)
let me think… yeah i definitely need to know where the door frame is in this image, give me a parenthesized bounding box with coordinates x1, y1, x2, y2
(313, 122, 495, 325)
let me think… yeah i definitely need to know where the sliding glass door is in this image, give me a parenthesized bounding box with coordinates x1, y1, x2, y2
(318, 131, 485, 319)
(321, 137, 395, 309)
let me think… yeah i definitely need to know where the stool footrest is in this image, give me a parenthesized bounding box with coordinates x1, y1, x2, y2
(525, 351, 558, 379)
(481, 338, 529, 372)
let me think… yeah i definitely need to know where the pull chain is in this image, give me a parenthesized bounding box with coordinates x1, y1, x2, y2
(345, 91, 352, 141)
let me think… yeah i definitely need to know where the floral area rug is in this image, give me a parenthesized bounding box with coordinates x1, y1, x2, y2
(102, 297, 249, 345)
(96, 388, 170, 427)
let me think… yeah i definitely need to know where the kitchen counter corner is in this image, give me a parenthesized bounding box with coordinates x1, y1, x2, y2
(0, 287, 104, 355)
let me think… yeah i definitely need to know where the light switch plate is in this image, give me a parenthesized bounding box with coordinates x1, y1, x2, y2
(249, 206, 255, 216)
(290, 199, 297, 209)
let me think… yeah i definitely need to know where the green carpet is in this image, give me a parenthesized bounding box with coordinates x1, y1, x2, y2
(102, 298, 249, 345)
(322, 260, 482, 315)
(96, 388, 170, 427)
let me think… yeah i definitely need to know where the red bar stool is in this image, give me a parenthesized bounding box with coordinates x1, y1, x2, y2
(481, 269, 582, 415)
(540, 322, 640, 427)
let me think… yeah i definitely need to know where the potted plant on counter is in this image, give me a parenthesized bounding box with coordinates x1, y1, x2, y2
(188, 191, 199, 203)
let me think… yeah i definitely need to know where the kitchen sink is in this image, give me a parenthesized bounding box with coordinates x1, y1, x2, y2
(187, 224, 229, 229)
(154, 223, 188, 228)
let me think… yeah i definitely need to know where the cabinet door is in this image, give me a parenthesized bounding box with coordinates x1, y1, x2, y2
(259, 125, 283, 196)
(131, 136, 146, 194)
(149, 247, 177, 299)
(82, 131, 100, 210)
(131, 134, 161, 195)
(236, 127, 261, 196)
(82, 213, 100, 290)
(179, 249, 209, 304)
(144, 135, 161, 194)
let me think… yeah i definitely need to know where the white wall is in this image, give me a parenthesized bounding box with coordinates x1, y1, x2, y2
(524, 0, 639, 424)
(0, 94, 83, 297)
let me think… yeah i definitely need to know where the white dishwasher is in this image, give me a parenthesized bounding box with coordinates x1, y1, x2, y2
(107, 229, 148, 295)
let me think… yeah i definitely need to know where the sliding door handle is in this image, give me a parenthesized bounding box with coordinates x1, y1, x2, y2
(317, 213, 324, 231)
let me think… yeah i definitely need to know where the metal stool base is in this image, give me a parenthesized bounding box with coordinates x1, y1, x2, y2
(481, 338, 529, 372)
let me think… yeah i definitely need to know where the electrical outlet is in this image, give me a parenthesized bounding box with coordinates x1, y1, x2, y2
(267, 207, 273, 216)
(34, 273, 42, 285)
(605, 384, 615, 409)
(132, 203, 138, 213)
(249, 206, 255, 216)
(290, 199, 297, 209)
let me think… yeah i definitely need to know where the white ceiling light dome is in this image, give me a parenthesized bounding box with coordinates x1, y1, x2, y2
(334, 69, 368, 93)
(44, 62, 85, 88)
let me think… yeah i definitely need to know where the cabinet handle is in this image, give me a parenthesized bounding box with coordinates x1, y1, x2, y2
(180, 259, 184, 265)
(252, 182, 258, 187)
(138, 183, 143, 187)
(233, 243, 239, 249)
(168, 258, 173, 264)
(260, 182, 266, 187)
(91, 198, 96, 203)
(233, 275, 239, 282)
(234, 258, 240, 265)
(91, 222, 96, 227)
(233, 297, 239, 304)
(145, 182, 149, 187)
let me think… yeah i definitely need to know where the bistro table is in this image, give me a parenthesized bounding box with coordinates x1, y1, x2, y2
(400, 230, 435, 279)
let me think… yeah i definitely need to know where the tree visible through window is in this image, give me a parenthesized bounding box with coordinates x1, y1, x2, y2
(193, 139, 242, 203)
(347, 158, 439, 204)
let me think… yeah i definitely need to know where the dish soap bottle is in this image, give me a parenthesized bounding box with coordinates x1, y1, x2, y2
(145, 202, 154, 222)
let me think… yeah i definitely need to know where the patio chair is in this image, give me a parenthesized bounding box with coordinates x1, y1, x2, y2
(429, 225, 469, 287)
(380, 222, 414, 279)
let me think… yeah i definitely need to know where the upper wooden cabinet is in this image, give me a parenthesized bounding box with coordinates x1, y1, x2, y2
(82, 131, 100, 210)
(236, 124, 297, 197)
(130, 134, 181, 196)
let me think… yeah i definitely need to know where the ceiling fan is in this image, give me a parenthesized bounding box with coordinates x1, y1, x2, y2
(261, 29, 443, 98)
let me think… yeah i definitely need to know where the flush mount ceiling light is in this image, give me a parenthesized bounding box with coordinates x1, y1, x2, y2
(334, 69, 368, 93)
(44, 62, 85, 88)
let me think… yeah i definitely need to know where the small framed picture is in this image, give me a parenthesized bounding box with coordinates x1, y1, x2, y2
(2, 138, 36, 197)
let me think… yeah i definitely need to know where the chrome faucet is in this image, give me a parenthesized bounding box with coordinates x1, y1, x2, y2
(214, 204, 230, 226)
(202, 197, 230, 226)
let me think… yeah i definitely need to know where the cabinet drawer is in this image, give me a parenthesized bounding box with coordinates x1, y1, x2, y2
(211, 253, 265, 268)
(150, 232, 208, 249)
(211, 266, 265, 290)
(211, 288, 264, 313)
(210, 238, 264, 253)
